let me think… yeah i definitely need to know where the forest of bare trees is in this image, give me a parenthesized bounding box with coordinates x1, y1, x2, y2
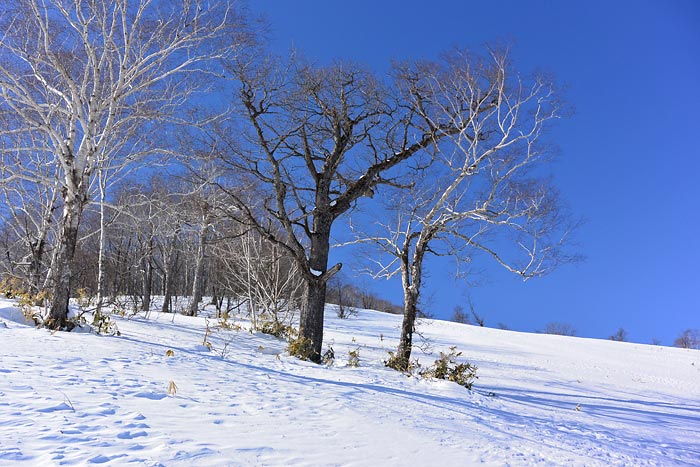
(1, 0, 581, 363)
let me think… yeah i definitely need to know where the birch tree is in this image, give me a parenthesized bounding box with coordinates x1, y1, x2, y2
(364, 49, 579, 370)
(0, 132, 60, 293)
(211, 230, 303, 330)
(0, 0, 246, 329)
(106, 177, 176, 312)
(184, 196, 212, 317)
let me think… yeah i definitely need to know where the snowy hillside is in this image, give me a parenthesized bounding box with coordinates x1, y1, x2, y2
(1, 298, 698, 466)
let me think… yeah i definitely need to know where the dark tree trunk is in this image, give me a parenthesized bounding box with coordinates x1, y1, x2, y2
(28, 237, 46, 294)
(160, 230, 180, 314)
(47, 195, 84, 330)
(160, 251, 173, 314)
(299, 211, 335, 363)
(300, 277, 327, 362)
(161, 266, 173, 314)
(395, 243, 425, 371)
(396, 288, 419, 370)
(141, 257, 153, 312)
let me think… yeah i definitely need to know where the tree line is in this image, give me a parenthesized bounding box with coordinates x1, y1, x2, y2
(1, 0, 579, 365)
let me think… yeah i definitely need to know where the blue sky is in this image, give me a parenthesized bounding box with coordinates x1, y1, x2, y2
(250, 1, 700, 345)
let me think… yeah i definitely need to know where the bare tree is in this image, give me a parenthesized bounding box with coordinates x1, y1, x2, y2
(609, 328, 628, 342)
(451, 305, 471, 324)
(470, 306, 486, 328)
(0, 135, 60, 293)
(673, 329, 699, 349)
(184, 198, 212, 317)
(361, 48, 579, 370)
(327, 274, 359, 319)
(213, 228, 304, 330)
(100, 176, 197, 313)
(449, 298, 485, 326)
(150, 191, 185, 315)
(541, 322, 577, 336)
(107, 180, 162, 311)
(213, 52, 475, 361)
(0, 0, 245, 329)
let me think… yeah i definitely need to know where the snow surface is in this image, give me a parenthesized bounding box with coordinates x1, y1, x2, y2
(1, 298, 699, 466)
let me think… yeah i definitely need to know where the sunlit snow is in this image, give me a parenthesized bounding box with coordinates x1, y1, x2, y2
(0, 298, 698, 466)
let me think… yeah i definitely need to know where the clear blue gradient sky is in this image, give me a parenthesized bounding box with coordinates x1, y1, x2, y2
(250, 1, 700, 345)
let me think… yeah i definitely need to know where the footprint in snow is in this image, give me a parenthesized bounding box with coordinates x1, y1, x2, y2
(37, 402, 73, 413)
(124, 422, 150, 429)
(117, 430, 148, 439)
(88, 453, 127, 464)
(133, 391, 166, 400)
(0, 447, 31, 461)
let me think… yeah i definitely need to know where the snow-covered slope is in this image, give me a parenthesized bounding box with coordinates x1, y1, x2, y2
(1, 298, 698, 466)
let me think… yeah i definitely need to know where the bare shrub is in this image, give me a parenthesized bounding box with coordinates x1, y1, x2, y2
(542, 322, 577, 336)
